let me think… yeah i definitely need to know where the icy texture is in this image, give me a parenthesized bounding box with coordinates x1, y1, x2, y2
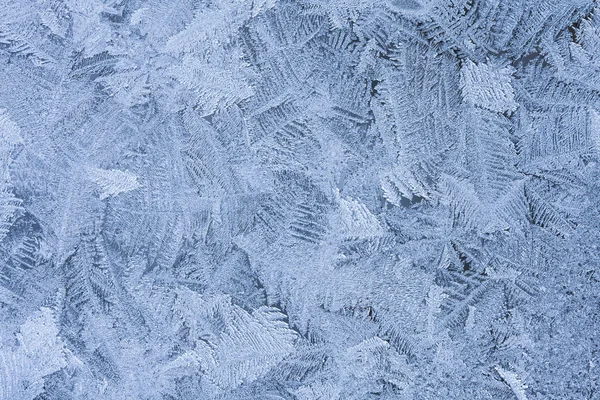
(0, 0, 599, 399)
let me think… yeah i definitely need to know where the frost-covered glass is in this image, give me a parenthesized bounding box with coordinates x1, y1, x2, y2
(0, 0, 598, 399)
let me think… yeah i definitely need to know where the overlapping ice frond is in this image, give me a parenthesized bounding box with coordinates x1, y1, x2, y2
(0, 0, 598, 399)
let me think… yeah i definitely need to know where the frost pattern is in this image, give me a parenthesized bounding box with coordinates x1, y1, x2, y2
(0, 0, 599, 399)
(88, 168, 141, 200)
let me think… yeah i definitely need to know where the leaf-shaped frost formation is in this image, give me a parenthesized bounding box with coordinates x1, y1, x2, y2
(88, 168, 142, 200)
